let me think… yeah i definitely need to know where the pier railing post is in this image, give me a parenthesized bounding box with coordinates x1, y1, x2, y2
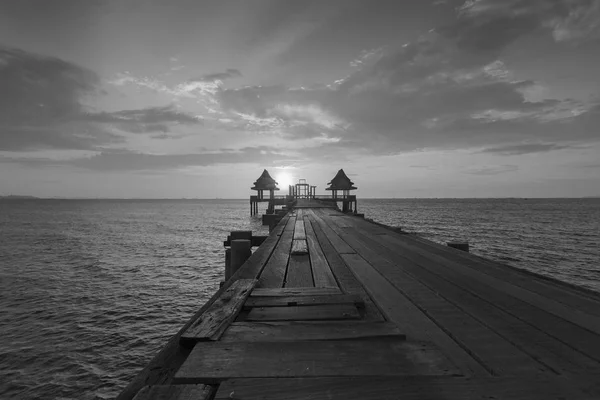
(228, 239, 252, 279)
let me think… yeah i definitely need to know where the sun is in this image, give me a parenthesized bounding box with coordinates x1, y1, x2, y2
(276, 172, 293, 189)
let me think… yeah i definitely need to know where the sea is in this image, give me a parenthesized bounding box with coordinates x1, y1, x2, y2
(0, 198, 599, 400)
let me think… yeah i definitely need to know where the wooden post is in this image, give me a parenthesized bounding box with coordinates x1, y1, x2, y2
(447, 241, 469, 252)
(224, 248, 231, 279)
(231, 231, 252, 241)
(228, 239, 251, 279)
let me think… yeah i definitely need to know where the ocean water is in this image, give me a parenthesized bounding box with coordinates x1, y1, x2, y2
(0, 198, 598, 399)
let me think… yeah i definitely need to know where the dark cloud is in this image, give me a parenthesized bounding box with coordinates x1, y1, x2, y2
(452, 0, 600, 49)
(480, 142, 581, 155)
(0, 46, 99, 126)
(189, 69, 242, 83)
(0, 46, 203, 151)
(0, 46, 119, 151)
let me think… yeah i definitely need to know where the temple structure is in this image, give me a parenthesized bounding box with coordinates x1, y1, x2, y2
(326, 169, 358, 213)
(250, 169, 281, 215)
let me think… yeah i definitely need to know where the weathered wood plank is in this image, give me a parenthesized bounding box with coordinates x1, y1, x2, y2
(116, 291, 226, 399)
(180, 279, 257, 344)
(214, 376, 597, 400)
(251, 287, 341, 297)
(132, 385, 213, 400)
(290, 239, 308, 255)
(245, 294, 363, 308)
(294, 219, 306, 240)
(272, 214, 291, 236)
(220, 321, 406, 342)
(340, 253, 489, 377)
(346, 228, 600, 364)
(348, 230, 600, 375)
(379, 232, 600, 335)
(244, 304, 361, 321)
(233, 217, 290, 281)
(284, 215, 296, 232)
(407, 232, 600, 316)
(307, 215, 385, 322)
(304, 216, 338, 288)
(305, 209, 355, 254)
(257, 230, 293, 288)
(173, 340, 459, 384)
(285, 254, 314, 287)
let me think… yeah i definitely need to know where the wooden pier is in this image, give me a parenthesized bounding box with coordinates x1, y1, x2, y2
(118, 195, 600, 400)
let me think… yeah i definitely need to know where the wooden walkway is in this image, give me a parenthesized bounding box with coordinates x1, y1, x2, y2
(121, 207, 600, 400)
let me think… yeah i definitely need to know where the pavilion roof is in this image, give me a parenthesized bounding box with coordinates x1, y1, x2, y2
(326, 169, 357, 190)
(251, 169, 280, 191)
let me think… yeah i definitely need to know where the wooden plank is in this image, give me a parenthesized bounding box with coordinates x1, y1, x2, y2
(173, 339, 460, 384)
(220, 321, 406, 342)
(378, 233, 600, 334)
(233, 217, 290, 281)
(290, 239, 308, 255)
(284, 215, 296, 232)
(307, 216, 385, 322)
(215, 376, 597, 400)
(272, 215, 291, 236)
(340, 253, 489, 377)
(251, 287, 341, 297)
(339, 244, 551, 377)
(304, 216, 338, 288)
(407, 232, 600, 316)
(294, 219, 306, 239)
(331, 222, 600, 375)
(245, 294, 363, 308)
(117, 283, 247, 400)
(354, 230, 600, 363)
(180, 279, 256, 344)
(285, 254, 314, 287)
(306, 209, 355, 254)
(257, 230, 293, 288)
(244, 304, 361, 321)
(354, 233, 600, 375)
(133, 385, 212, 400)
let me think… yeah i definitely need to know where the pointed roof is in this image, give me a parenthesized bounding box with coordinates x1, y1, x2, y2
(251, 169, 280, 191)
(326, 169, 357, 191)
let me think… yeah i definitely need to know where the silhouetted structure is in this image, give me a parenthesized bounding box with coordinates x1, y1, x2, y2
(250, 169, 280, 215)
(290, 179, 315, 199)
(326, 169, 357, 213)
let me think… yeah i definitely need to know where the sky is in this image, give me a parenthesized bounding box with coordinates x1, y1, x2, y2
(1, 0, 599, 198)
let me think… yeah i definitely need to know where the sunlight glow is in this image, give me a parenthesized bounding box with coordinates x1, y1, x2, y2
(276, 172, 293, 189)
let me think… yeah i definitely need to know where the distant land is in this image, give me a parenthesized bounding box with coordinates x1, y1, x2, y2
(0, 195, 39, 199)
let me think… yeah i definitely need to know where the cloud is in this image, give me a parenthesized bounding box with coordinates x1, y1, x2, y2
(199, 1, 600, 157)
(0, 46, 207, 151)
(82, 105, 202, 134)
(0, 46, 98, 126)
(455, 0, 600, 47)
(480, 142, 582, 155)
(1, 146, 295, 172)
(0, 46, 127, 151)
(462, 164, 519, 175)
(190, 69, 242, 83)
